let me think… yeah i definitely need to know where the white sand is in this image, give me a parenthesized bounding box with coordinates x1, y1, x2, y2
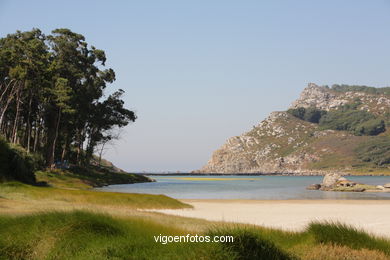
(153, 199, 390, 238)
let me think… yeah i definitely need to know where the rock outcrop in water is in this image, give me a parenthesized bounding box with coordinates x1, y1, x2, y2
(196, 83, 390, 175)
(306, 173, 390, 193)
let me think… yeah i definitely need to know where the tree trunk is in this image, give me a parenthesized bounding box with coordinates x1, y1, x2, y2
(61, 133, 68, 163)
(49, 108, 61, 169)
(33, 122, 39, 152)
(98, 142, 106, 166)
(0, 81, 17, 127)
(11, 87, 22, 144)
(26, 94, 33, 152)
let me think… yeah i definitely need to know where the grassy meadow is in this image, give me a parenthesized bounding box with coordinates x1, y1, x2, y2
(0, 182, 190, 213)
(1, 182, 390, 259)
(1, 210, 390, 259)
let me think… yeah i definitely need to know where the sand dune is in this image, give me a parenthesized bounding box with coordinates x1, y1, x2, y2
(154, 199, 390, 238)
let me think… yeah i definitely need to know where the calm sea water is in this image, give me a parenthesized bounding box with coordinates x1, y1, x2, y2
(98, 175, 390, 200)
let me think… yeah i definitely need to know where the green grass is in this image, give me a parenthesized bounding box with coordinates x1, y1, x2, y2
(1, 211, 389, 259)
(0, 211, 229, 260)
(0, 182, 191, 210)
(35, 165, 152, 189)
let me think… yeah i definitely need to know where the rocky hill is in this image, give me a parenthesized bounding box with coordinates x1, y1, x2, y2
(197, 83, 390, 175)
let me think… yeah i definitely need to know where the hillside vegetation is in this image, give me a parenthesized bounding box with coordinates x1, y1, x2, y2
(0, 138, 38, 184)
(0, 136, 150, 188)
(331, 84, 390, 95)
(288, 103, 386, 136)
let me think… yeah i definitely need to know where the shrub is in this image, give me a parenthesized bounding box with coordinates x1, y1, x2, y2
(354, 119, 386, 136)
(0, 137, 39, 184)
(287, 107, 306, 120)
(303, 107, 327, 123)
(319, 108, 386, 136)
(288, 104, 386, 136)
(287, 107, 327, 123)
(319, 110, 373, 131)
(355, 137, 390, 166)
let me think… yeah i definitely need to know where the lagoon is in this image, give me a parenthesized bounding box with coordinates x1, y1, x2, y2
(99, 175, 390, 200)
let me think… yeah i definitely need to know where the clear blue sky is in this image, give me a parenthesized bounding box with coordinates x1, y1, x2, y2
(1, 1, 390, 172)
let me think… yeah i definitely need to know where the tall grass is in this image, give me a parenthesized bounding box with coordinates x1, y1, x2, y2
(308, 222, 390, 256)
(209, 227, 298, 260)
(1, 211, 390, 259)
(0, 211, 228, 259)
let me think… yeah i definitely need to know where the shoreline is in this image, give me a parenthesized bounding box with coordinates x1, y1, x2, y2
(144, 173, 390, 176)
(153, 199, 390, 238)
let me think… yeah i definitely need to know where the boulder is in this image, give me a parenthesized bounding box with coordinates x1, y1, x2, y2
(321, 173, 342, 188)
(376, 185, 385, 190)
(352, 187, 366, 192)
(384, 183, 390, 188)
(306, 184, 321, 190)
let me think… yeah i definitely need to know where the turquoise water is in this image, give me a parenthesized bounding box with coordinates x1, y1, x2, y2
(99, 175, 390, 200)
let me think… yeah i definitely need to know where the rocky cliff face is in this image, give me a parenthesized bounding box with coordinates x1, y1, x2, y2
(197, 83, 390, 174)
(292, 83, 390, 115)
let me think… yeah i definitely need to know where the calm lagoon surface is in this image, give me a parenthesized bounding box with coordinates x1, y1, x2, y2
(98, 175, 390, 200)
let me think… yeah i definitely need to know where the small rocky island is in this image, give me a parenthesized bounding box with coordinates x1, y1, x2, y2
(307, 173, 390, 192)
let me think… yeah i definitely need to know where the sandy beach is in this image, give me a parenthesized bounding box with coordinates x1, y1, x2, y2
(154, 199, 390, 238)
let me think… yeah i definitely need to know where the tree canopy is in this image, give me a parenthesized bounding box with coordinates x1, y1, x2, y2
(288, 104, 386, 136)
(0, 28, 136, 168)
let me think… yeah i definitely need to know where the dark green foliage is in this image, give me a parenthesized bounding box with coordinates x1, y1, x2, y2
(331, 84, 390, 95)
(303, 107, 327, 123)
(319, 109, 386, 136)
(288, 104, 386, 136)
(355, 137, 390, 166)
(308, 222, 390, 256)
(287, 107, 327, 123)
(319, 109, 375, 131)
(287, 107, 306, 120)
(354, 119, 386, 136)
(68, 165, 151, 187)
(0, 138, 39, 184)
(0, 28, 136, 169)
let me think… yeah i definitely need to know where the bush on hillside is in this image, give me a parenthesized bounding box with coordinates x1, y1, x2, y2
(319, 109, 374, 131)
(355, 137, 390, 166)
(287, 107, 327, 123)
(0, 138, 39, 184)
(354, 119, 386, 136)
(288, 104, 386, 136)
(319, 109, 386, 136)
